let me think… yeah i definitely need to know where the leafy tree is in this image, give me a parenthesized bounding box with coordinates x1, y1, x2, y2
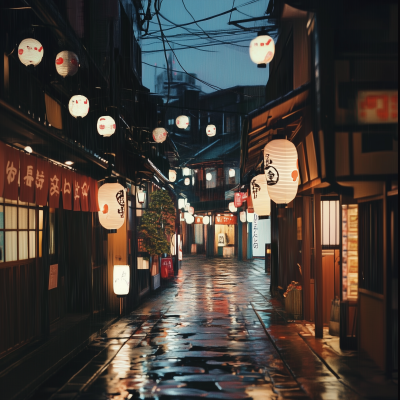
(139, 189, 175, 257)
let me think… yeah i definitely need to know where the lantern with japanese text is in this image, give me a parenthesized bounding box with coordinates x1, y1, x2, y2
(203, 216, 210, 225)
(97, 116, 116, 137)
(113, 265, 130, 295)
(250, 174, 271, 216)
(206, 124, 216, 137)
(152, 127, 167, 143)
(249, 35, 275, 66)
(229, 202, 237, 213)
(18, 39, 44, 66)
(234, 192, 243, 208)
(176, 115, 189, 129)
(184, 177, 190, 186)
(69, 95, 89, 118)
(98, 182, 126, 230)
(137, 190, 146, 204)
(240, 211, 246, 223)
(264, 139, 299, 205)
(55, 51, 79, 77)
(169, 170, 177, 182)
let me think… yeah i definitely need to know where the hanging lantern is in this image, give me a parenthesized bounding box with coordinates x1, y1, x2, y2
(203, 216, 210, 225)
(228, 202, 237, 213)
(184, 177, 190, 186)
(182, 167, 191, 176)
(229, 168, 236, 178)
(192, 177, 195, 186)
(206, 125, 216, 137)
(234, 192, 243, 208)
(137, 191, 146, 204)
(247, 211, 254, 223)
(206, 172, 213, 181)
(18, 39, 44, 66)
(152, 127, 168, 143)
(249, 35, 275, 66)
(55, 51, 79, 77)
(176, 115, 189, 129)
(185, 212, 194, 224)
(178, 198, 185, 209)
(113, 265, 130, 295)
(97, 116, 116, 137)
(69, 95, 89, 118)
(240, 211, 246, 223)
(98, 183, 126, 230)
(189, 206, 194, 215)
(250, 174, 271, 216)
(169, 170, 177, 182)
(264, 139, 299, 205)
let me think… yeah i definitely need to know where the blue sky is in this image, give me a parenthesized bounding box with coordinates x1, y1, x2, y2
(141, 0, 271, 93)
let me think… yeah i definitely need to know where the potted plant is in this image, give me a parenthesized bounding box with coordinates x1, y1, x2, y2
(139, 189, 175, 290)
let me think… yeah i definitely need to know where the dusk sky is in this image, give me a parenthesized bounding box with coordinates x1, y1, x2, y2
(141, 0, 272, 94)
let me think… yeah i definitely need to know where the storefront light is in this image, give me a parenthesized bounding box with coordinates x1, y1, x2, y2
(182, 167, 191, 176)
(206, 172, 213, 181)
(137, 191, 146, 204)
(18, 39, 44, 66)
(184, 177, 190, 185)
(229, 168, 235, 177)
(113, 265, 130, 295)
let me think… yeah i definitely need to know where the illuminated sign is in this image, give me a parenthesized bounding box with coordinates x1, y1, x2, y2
(215, 215, 237, 225)
(357, 90, 398, 124)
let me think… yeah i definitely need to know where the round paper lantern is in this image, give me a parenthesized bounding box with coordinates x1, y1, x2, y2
(113, 265, 130, 295)
(184, 177, 190, 186)
(264, 139, 299, 205)
(228, 202, 237, 213)
(249, 35, 275, 66)
(247, 211, 254, 223)
(250, 174, 271, 216)
(240, 211, 246, 223)
(169, 170, 177, 182)
(206, 173, 212, 181)
(69, 95, 89, 118)
(182, 167, 191, 176)
(203, 216, 210, 225)
(206, 125, 216, 137)
(55, 51, 79, 77)
(18, 39, 44, 66)
(229, 168, 236, 177)
(184, 212, 194, 224)
(176, 115, 189, 129)
(97, 116, 116, 137)
(152, 127, 167, 143)
(98, 182, 126, 230)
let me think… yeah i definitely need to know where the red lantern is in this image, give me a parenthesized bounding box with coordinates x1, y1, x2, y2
(234, 192, 243, 208)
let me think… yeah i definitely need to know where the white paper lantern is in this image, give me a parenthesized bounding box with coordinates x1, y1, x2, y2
(113, 265, 130, 295)
(206, 172, 212, 181)
(240, 211, 246, 223)
(247, 211, 254, 223)
(18, 39, 44, 66)
(97, 116, 116, 137)
(137, 191, 146, 204)
(176, 115, 189, 129)
(182, 167, 191, 176)
(185, 212, 194, 224)
(250, 174, 271, 216)
(264, 139, 299, 205)
(98, 182, 126, 230)
(69, 95, 89, 118)
(206, 124, 216, 137)
(152, 127, 168, 143)
(55, 51, 79, 77)
(249, 35, 275, 65)
(169, 170, 177, 182)
(229, 168, 236, 177)
(178, 198, 185, 209)
(184, 177, 190, 186)
(203, 216, 210, 225)
(228, 202, 237, 213)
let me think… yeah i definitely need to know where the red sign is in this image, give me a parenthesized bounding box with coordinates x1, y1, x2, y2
(161, 257, 174, 279)
(195, 216, 203, 224)
(357, 90, 398, 124)
(215, 215, 237, 225)
(20, 153, 36, 203)
(234, 192, 243, 207)
(241, 191, 248, 201)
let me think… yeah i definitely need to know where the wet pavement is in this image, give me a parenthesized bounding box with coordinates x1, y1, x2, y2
(31, 256, 397, 400)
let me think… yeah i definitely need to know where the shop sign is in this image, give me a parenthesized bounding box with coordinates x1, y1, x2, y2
(161, 257, 174, 278)
(195, 216, 203, 224)
(357, 90, 398, 124)
(215, 215, 237, 225)
(234, 192, 243, 207)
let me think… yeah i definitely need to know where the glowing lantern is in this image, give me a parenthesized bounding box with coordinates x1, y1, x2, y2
(176, 115, 189, 129)
(98, 183, 126, 230)
(206, 125, 216, 137)
(249, 35, 275, 66)
(55, 51, 79, 77)
(240, 211, 246, 223)
(203, 216, 210, 225)
(182, 167, 191, 176)
(185, 212, 194, 224)
(178, 198, 185, 209)
(184, 177, 190, 186)
(247, 211, 254, 223)
(234, 192, 243, 208)
(69, 95, 89, 118)
(152, 127, 168, 143)
(97, 116, 116, 137)
(18, 39, 43, 66)
(206, 173, 212, 181)
(169, 170, 177, 182)
(189, 207, 194, 215)
(113, 265, 130, 295)
(264, 139, 299, 205)
(137, 191, 146, 204)
(229, 168, 236, 177)
(229, 202, 237, 213)
(250, 174, 271, 216)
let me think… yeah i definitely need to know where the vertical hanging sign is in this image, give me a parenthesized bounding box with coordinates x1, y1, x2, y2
(4, 147, 20, 201)
(49, 164, 62, 208)
(35, 158, 50, 206)
(73, 172, 81, 211)
(62, 169, 73, 210)
(19, 153, 36, 203)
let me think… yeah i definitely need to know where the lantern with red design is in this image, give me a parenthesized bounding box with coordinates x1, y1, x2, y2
(69, 95, 89, 118)
(206, 125, 216, 137)
(152, 127, 168, 143)
(55, 51, 79, 77)
(176, 115, 189, 129)
(97, 116, 116, 137)
(249, 35, 275, 67)
(98, 183, 126, 230)
(18, 39, 44, 66)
